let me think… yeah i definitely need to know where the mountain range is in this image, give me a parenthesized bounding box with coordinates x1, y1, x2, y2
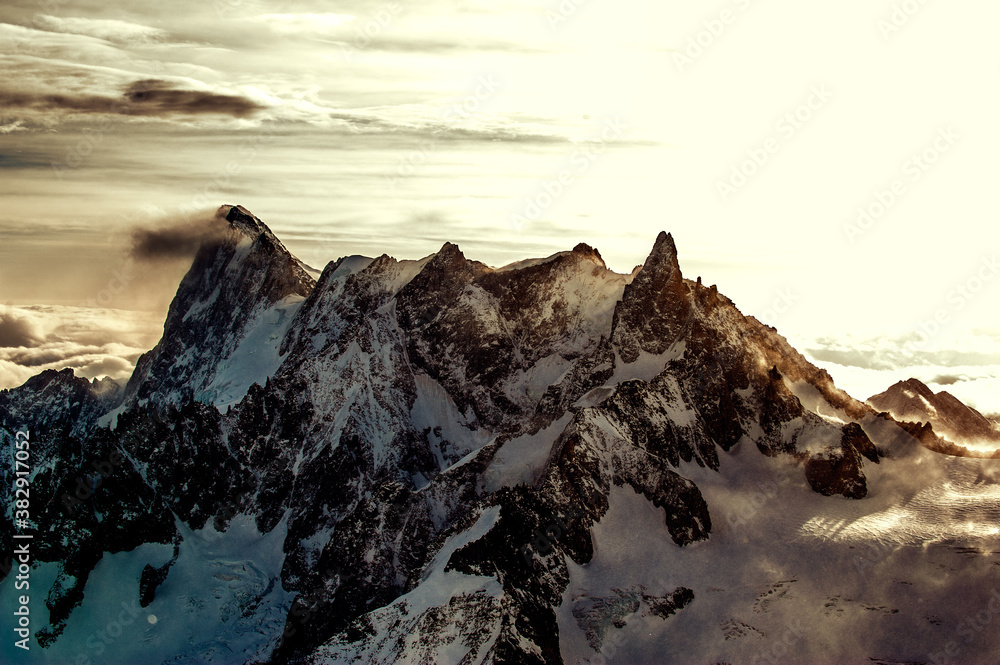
(2, 205, 999, 665)
(868, 378, 1000, 458)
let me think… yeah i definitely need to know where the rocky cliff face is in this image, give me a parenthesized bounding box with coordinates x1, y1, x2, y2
(3, 206, 995, 665)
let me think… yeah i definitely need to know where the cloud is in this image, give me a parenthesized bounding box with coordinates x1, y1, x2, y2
(129, 209, 230, 261)
(802, 330, 1000, 373)
(0, 120, 24, 133)
(0, 79, 266, 120)
(0, 9, 586, 136)
(0, 149, 63, 169)
(0, 306, 162, 389)
(30, 14, 169, 45)
(349, 34, 549, 54)
(930, 374, 965, 386)
(122, 79, 266, 118)
(254, 13, 354, 34)
(0, 361, 36, 393)
(0, 311, 44, 347)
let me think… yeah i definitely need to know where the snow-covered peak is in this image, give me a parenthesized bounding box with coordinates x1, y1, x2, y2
(495, 251, 574, 273)
(612, 231, 686, 364)
(495, 243, 608, 274)
(118, 205, 316, 413)
(868, 377, 1000, 449)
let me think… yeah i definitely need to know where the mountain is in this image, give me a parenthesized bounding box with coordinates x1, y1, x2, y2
(118, 204, 316, 415)
(2, 205, 999, 665)
(0, 368, 121, 438)
(868, 377, 1000, 456)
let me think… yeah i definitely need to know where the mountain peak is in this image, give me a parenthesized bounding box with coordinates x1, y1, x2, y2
(120, 205, 315, 412)
(435, 241, 465, 262)
(868, 377, 1000, 450)
(645, 231, 680, 276)
(417, 240, 484, 278)
(571, 242, 606, 268)
(223, 204, 268, 238)
(1, 366, 121, 436)
(611, 230, 686, 362)
(900, 377, 934, 395)
(876, 378, 935, 404)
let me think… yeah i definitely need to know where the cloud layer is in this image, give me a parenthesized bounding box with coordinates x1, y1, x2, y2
(796, 329, 1000, 416)
(0, 305, 162, 390)
(31, 14, 168, 45)
(3, 0, 1000, 420)
(0, 2, 597, 138)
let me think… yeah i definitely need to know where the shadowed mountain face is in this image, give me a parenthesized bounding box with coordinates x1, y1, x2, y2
(868, 378, 1000, 456)
(1, 206, 999, 665)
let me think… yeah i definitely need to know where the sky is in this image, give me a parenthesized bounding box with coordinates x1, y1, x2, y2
(1, 0, 999, 413)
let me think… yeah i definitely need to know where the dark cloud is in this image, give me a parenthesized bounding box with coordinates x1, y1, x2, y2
(129, 210, 229, 261)
(0, 312, 44, 347)
(123, 80, 265, 118)
(0, 79, 265, 119)
(0, 90, 121, 114)
(0, 152, 52, 169)
(930, 374, 965, 386)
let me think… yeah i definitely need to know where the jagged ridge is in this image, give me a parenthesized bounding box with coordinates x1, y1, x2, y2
(1, 205, 972, 665)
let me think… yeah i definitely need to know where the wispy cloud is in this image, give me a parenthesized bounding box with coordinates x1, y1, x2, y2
(0, 119, 25, 133)
(803, 330, 1000, 373)
(31, 14, 169, 45)
(251, 13, 355, 34)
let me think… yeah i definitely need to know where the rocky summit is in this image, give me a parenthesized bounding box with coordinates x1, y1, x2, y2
(868, 377, 1000, 457)
(2, 205, 999, 664)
